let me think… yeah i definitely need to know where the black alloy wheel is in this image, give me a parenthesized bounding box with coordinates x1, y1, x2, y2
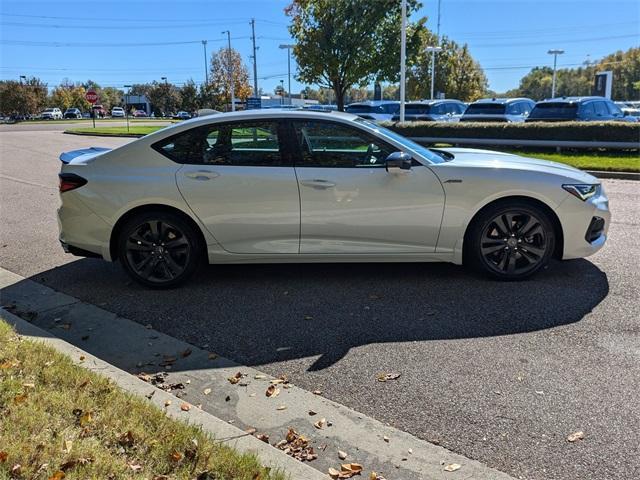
(468, 201, 555, 280)
(118, 212, 201, 288)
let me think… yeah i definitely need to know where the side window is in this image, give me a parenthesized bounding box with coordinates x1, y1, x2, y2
(382, 103, 400, 114)
(507, 103, 522, 115)
(580, 102, 595, 118)
(521, 102, 533, 115)
(594, 102, 609, 116)
(431, 104, 446, 115)
(456, 103, 467, 114)
(292, 120, 394, 168)
(153, 122, 284, 166)
(606, 101, 623, 117)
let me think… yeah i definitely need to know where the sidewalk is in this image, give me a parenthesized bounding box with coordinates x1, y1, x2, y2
(1, 267, 515, 479)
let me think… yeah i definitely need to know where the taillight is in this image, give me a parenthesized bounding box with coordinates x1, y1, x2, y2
(59, 173, 87, 193)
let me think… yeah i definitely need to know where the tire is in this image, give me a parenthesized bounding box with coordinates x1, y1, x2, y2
(117, 211, 202, 288)
(466, 200, 556, 280)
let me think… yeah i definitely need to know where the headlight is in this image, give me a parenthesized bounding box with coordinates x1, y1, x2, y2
(562, 184, 599, 201)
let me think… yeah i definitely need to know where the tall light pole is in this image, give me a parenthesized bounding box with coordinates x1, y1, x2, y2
(279, 80, 285, 105)
(548, 49, 564, 98)
(429, 0, 442, 100)
(202, 40, 209, 85)
(279, 44, 295, 105)
(222, 30, 235, 111)
(399, 0, 407, 122)
(426, 46, 443, 100)
(250, 19, 259, 97)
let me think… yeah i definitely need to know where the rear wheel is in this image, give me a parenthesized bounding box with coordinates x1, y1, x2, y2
(118, 211, 202, 288)
(466, 201, 555, 280)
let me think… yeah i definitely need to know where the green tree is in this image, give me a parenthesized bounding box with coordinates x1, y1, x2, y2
(0, 78, 47, 116)
(286, 0, 427, 110)
(209, 47, 252, 110)
(407, 36, 487, 101)
(50, 84, 91, 111)
(179, 79, 199, 112)
(147, 81, 181, 116)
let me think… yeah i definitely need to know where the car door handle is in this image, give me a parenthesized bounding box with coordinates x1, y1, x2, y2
(185, 170, 219, 180)
(300, 179, 336, 189)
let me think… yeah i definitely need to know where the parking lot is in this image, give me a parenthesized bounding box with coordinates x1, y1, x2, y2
(1, 123, 639, 480)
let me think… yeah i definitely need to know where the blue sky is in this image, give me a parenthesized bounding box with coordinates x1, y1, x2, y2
(1, 0, 638, 96)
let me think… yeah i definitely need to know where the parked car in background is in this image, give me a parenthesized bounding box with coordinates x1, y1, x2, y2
(390, 100, 467, 122)
(460, 98, 535, 123)
(305, 104, 338, 112)
(173, 111, 191, 120)
(92, 105, 107, 118)
(133, 110, 148, 117)
(63, 108, 82, 119)
(345, 101, 400, 122)
(41, 108, 63, 120)
(111, 107, 125, 118)
(614, 101, 640, 118)
(526, 97, 637, 123)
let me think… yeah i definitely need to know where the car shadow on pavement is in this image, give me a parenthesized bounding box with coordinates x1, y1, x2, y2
(3, 257, 609, 373)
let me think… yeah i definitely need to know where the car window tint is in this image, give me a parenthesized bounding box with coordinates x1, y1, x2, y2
(292, 120, 394, 168)
(431, 104, 446, 114)
(580, 102, 595, 116)
(594, 102, 609, 116)
(153, 122, 284, 166)
(606, 101, 623, 116)
(506, 103, 522, 115)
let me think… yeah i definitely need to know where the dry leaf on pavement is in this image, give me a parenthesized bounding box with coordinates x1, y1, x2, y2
(265, 385, 280, 397)
(203, 388, 212, 395)
(444, 463, 461, 472)
(276, 405, 287, 410)
(228, 372, 244, 384)
(377, 372, 401, 382)
(180, 402, 191, 411)
(338, 450, 348, 460)
(314, 418, 327, 429)
(256, 433, 270, 443)
(567, 431, 585, 442)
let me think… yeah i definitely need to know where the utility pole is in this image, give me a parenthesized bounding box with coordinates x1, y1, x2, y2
(429, 0, 442, 100)
(222, 30, 235, 111)
(548, 49, 564, 98)
(202, 40, 208, 84)
(250, 19, 259, 97)
(279, 44, 295, 105)
(399, 0, 407, 122)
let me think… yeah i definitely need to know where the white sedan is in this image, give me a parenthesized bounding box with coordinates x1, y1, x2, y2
(57, 110, 610, 287)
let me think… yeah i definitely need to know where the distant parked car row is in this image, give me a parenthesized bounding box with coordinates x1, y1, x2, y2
(344, 96, 638, 123)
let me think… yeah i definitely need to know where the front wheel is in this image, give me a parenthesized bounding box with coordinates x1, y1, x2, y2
(466, 201, 555, 280)
(118, 211, 202, 288)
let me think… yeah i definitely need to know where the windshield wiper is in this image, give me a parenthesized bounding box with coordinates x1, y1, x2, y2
(429, 149, 455, 162)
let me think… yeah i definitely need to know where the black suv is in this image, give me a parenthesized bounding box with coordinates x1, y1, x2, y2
(526, 96, 637, 122)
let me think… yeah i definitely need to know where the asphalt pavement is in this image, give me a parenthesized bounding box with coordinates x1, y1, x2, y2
(1, 124, 639, 480)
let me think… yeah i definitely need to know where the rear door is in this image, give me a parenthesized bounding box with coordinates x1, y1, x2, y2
(289, 119, 445, 254)
(158, 120, 300, 254)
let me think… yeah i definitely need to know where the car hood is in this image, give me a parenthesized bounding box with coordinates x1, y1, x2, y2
(60, 147, 112, 164)
(440, 147, 597, 183)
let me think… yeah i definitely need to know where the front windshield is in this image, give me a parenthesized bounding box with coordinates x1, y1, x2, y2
(355, 118, 446, 164)
(465, 103, 505, 114)
(346, 105, 384, 114)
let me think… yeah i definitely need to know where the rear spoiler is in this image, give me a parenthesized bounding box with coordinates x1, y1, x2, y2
(59, 147, 111, 164)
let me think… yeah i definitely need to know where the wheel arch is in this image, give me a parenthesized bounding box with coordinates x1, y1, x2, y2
(462, 195, 564, 263)
(109, 204, 208, 262)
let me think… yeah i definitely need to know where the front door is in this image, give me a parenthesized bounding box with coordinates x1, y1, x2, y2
(289, 119, 445, 254)
(164, 120, 300, 254)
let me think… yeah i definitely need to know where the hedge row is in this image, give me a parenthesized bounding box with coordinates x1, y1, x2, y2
(382, 121, 640, 143)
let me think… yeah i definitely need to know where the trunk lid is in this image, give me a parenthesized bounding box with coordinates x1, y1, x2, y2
(59, 147, 111, 165)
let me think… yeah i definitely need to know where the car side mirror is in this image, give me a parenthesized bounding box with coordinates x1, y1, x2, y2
(385, 152, 412, 172)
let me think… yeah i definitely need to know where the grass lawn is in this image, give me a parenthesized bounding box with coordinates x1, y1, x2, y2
(0, 320, 284, 480)
(507, 150, 640, 172)
(67, 126, 164, 136)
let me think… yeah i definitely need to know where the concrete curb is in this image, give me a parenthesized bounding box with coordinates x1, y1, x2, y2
(1, 267, 515, 480)
(63, 130, 145, 138)
(0, 307, 325, 480)
(585, 170, 640, 181)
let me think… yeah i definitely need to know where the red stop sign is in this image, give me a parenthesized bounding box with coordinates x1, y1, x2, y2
(85, 90, 98, 104)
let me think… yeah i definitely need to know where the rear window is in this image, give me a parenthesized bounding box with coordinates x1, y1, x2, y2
(345, 105, 384, 114)
(465, 103, 505, 115)
(528, 103, 578, 119)
(405, 104, 431, 114)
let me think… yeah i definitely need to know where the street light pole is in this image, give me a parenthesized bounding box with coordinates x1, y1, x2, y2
(279, 80, 284, 105)
(547, 49, 564, 98)
(250, 19, 259, 97)
(425, 46, 443, 100)
(222, 30, 235, 111)
(202, 40, 209, 85)
(279, 44, 295, 105)
(399, 0, 407, 122)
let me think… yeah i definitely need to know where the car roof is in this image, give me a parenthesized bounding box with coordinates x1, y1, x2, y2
(472, 97, 533, 104)
(346, 100, 400, 106)
(536, 96, 610, 105)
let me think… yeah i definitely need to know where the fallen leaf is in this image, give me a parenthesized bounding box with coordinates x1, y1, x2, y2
(79, 412, 92, 427)
(304, 315, 313, 320)
(78, 379, 90, 388)
(314, 418, 327, 429)
(11, 464, 21, 475)
(254, 374, 267, 379)
(270, 378, 285, 385)
(312, 390, 323, 395)
(329, 467, 341, 478)
(383, 435, 389, 443)
(208, 352, 218, 360)
(256, 433, 270, 443)
(444, 463, 461, 472)
(145, 391, 155, 399)
(245, 427, 257, 435)
(0, 451, 7, 462)
(181, 348, 192, 358)
(48, 471, 65, 480)
(170, 451, 183, 462)
(145, 324, 153, 329)
(13, 394, 28, 404)
(265, 385, 280, 398)
(276, 405, 287, 410)
(408, 448, 413, 454)
(129, 463, 143, 471)
(377, 372, 401, 382)
(338, 450, 347, 460)
(203, 388, 212, 395)
(64, 440, 73, 453)
(22, 382, 35, 388)
(228, 372, 244, 384)
(180, 403, 191, 411)
(567, 431, 585, 442)
(79, 355, 85, 361)
(308, 410, 317, 416)
(118, 430, 135, 448)
(164, 399, 172, 407)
